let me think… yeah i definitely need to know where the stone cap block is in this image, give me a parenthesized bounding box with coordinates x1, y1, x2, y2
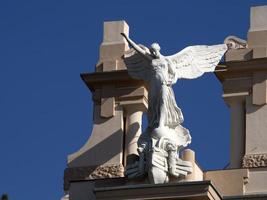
(98, 21, 129, 71)
(250, 6, 267, 32)
(103, 21, 129, 44)
(248, 6, 267, 51)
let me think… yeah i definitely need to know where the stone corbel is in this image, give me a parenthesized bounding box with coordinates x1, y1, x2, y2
(224, 36, 252, 62)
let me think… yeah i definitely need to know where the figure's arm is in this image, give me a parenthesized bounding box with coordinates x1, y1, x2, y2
(121, 33, 152, 61)
(168, 60, 176, 75)
(165, 59, 176, 85)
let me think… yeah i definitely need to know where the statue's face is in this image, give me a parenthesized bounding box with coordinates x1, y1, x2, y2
(150, 43, 161, 58)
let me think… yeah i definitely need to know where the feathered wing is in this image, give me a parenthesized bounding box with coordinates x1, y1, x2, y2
(166, 44, 228, 82)
(124, 44, 151, 82)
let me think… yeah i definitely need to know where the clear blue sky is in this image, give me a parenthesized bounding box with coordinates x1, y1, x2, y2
(1, 0, 266, 199)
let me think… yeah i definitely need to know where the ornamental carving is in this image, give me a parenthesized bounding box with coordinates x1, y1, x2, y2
(64, 164, 124, 190)
(242, 154, 267, 168)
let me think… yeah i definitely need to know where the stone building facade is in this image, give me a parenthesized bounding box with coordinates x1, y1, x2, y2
(62, 5, 267, 200)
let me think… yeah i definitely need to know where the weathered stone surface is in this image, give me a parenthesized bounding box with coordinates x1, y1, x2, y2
(88, 164, 124, 179)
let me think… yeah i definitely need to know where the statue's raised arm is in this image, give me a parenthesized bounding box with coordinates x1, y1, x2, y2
(121, 33, 153, 61)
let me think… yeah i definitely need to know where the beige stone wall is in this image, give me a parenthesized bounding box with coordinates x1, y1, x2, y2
(204, 169, 249, 196)
(68, 105, 124, 167)
(66, 5, 267, 200)
(245, 97, 267, 155)
(211, 5, 267, 197)
(216, 5, 267, 170)
(245, 168, 267, 194)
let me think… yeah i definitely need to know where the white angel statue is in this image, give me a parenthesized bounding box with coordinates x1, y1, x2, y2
(121, 33, 228, 183)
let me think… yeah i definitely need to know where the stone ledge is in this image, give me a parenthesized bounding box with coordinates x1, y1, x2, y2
(80, 70, 145, 92)
(94, 180, 222, 200)
(215, 58, 267, 82)
(224, 193, 267, 200)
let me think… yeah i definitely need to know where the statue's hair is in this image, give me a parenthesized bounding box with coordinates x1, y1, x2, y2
(151, 43, 161, 51)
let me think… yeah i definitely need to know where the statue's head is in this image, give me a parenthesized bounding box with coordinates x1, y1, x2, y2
(150, 43, 161, 58)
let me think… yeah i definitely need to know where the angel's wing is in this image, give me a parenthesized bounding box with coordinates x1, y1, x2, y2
(166, 44, 227, 81)
(124, 44, 151, 82)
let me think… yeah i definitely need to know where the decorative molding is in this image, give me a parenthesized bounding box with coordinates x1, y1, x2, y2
(224, 35, 247, 49)
(89, 164, 124, 179)
(242, 154, 267, 168)
(64, 164, 124, 190)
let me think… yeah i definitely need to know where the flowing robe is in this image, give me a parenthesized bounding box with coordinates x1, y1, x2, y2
(148, 58, 183, 129)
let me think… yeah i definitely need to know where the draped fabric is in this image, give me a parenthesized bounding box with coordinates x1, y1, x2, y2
(148, 84, 184, 129)
(147, 58, 184, 129)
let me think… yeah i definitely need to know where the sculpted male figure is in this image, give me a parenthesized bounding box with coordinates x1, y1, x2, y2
(121, 33, 228, 183)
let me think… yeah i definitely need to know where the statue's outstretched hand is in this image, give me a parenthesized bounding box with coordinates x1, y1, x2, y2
(121, 32, 130, 44)
(121, 32, 127, 39)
